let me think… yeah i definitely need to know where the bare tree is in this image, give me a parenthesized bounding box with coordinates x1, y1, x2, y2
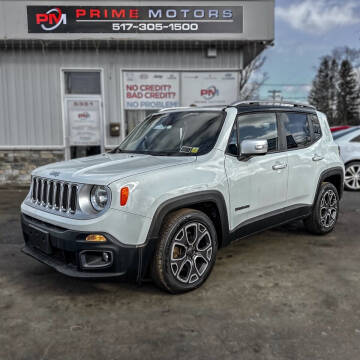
(239, 56, 268, 100)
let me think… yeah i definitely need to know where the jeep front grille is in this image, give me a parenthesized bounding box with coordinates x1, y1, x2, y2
(31, 177, 78, 214)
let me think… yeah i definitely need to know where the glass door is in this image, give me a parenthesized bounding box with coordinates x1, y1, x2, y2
(63, 70, 104, 159)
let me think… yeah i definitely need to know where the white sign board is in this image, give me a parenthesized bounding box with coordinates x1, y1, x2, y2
(124, 71, 180, 110)
(181, 72, 239, 106)
(67, 99, 101, 146)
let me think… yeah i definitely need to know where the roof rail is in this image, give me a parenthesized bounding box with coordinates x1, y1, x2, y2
(159, 107, 194, 112)
(230, 100, 316, 110)
(159, 105, 226, 112)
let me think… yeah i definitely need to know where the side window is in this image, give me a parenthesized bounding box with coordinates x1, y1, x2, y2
(309, 114, 322, 141)
(351, 135, 360, 143)
(226, 113, 279, 155)
(281, 112, 311, 149)
(227, 123, 238, 156)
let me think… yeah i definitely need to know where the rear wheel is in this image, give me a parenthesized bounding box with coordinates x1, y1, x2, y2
(151, 208, 218, 294)
(304, 182, 339, 235)
(344, 162, 360, 191)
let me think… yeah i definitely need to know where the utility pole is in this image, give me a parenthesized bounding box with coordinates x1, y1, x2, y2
(268, 89, 282, 101)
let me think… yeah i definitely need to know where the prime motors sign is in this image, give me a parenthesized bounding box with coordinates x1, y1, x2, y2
(27, 6, 243, 33)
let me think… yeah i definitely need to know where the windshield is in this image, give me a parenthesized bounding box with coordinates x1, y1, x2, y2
(115, 111, 225, 156)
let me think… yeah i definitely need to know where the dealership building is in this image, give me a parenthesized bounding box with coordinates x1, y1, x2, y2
(0, 0, 274, 184)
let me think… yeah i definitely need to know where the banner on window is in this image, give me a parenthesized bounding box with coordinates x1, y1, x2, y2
(67, 99, 101, 146)
(124, 72, 180, 110)
(181, 72, 239, 107)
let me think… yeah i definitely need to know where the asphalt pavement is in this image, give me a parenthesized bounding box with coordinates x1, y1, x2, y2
(1, 188, 360, 360)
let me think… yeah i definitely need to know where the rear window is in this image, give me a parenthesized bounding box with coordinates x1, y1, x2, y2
(281, 112, 311, 149)
(309, 114, 322, 141)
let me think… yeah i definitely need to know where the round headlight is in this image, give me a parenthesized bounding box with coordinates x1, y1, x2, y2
(90, 185, 109, 212)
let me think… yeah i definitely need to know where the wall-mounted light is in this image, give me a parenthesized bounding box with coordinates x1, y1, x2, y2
(207, 48, 217, 58)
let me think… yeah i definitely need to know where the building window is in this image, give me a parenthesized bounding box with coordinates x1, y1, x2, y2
(65, 71, 101, 95)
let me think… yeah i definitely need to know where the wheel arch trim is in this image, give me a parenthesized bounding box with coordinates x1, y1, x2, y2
(145, 190, 230, 247)
(315, 166, 344, 201)
(344, 159, 360, 167)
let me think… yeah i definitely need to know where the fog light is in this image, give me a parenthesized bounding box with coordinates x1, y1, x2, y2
(80, 250, 113, 269)
(102, 251, 111, 262)
(86, 234, 106, 242)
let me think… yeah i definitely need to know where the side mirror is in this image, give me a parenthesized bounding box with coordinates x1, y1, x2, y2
(240, 139, 268, 156)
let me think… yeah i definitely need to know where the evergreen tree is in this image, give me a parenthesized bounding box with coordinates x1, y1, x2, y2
(328, 58, 339, 124)
(309, 57, 332, 122)
(337, 60, 360, 125)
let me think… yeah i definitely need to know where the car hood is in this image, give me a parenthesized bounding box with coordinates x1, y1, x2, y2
(32, 153, 196, 185)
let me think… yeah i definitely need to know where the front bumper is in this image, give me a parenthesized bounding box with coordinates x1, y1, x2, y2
(21, 214, 141, 279)
(21, 201, 153, 247)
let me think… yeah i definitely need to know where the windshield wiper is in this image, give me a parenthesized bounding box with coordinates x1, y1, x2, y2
(145, 151, 194, 156)
(110, 147, 122, 154)
(111, 148, 194, 156)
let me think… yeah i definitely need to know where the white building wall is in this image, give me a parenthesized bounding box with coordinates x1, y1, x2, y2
(0, 44, 243, 148)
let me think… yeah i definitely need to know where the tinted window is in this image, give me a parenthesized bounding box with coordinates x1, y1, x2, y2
(65, 71, 101, 95)
(351, 135, 360, 143)
(282, 112, 311, 149)
(227, 123, 238, 156)
(309, 114, 322, 141)
(227, 113, 278, 155)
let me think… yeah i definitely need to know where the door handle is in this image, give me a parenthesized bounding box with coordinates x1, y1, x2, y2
(272, 163, 287, 170)
(312, 154, 324, 162)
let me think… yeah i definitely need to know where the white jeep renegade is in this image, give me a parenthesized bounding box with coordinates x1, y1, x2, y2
(21, 102, 344, 293)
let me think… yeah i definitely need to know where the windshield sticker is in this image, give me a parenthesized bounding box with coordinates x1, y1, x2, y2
(180, 146, 199, 154)
(180, 146, 192, 153)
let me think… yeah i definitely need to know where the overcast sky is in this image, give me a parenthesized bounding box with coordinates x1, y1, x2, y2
(259, 0, 360, 102)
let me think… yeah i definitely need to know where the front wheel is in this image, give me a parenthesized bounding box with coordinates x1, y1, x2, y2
(304, 182, 339, 235)
(151, 208, 218, 294)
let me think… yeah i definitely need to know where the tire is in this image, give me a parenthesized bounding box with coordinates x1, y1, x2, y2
(151, 208, 218, 294)
(344, 161, 360, 191)
(304, 182, 339, 235)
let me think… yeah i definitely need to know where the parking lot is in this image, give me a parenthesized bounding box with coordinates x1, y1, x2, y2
(1, 188, 360, 360)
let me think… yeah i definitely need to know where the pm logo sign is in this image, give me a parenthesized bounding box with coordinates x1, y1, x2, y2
(201, 86, 219, 100)
(34, 8, 67, 31)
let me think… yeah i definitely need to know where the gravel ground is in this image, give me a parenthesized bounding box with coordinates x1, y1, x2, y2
(0, 189, 360, 360)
